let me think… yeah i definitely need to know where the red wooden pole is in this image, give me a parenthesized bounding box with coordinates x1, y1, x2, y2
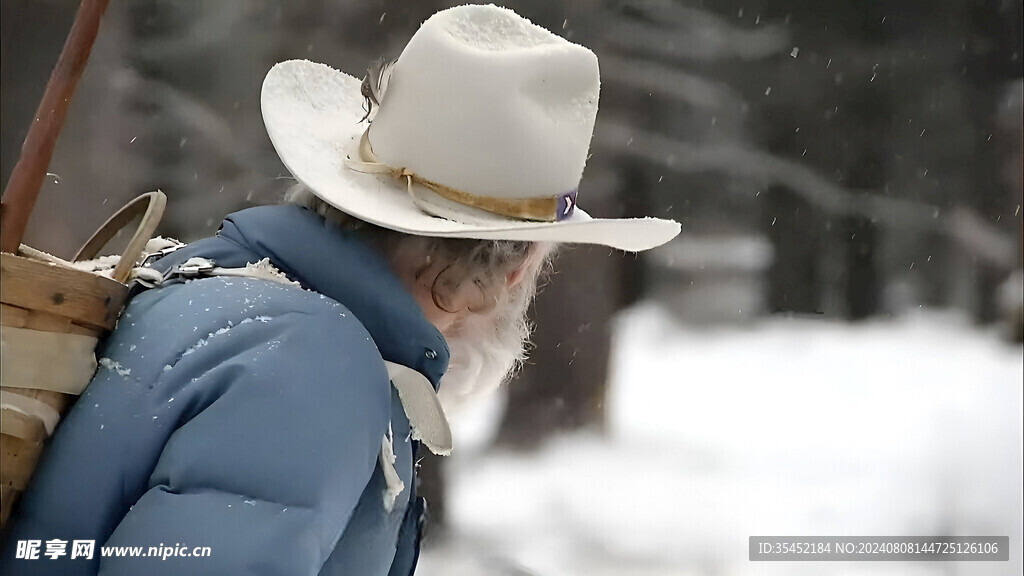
(0, 0, 111, 253)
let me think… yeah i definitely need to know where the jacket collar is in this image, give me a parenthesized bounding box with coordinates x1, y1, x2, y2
(153, 205, 450, 389)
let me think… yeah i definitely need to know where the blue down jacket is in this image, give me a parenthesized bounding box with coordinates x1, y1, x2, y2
(1, 205, 450, 575)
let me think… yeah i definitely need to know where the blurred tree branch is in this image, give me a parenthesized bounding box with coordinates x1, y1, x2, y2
(595, 117, 1017, 267)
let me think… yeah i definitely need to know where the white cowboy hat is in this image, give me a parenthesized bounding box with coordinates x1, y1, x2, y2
(260, 4, 680, 252)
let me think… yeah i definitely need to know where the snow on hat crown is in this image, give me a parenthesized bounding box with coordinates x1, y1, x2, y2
(368, 5, 600, 203)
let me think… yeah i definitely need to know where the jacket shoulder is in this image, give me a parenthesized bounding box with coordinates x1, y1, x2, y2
(6, 277, 394, 573)
(109, 276, 384, 383)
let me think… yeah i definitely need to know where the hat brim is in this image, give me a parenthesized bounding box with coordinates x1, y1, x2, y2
(261, 60, 680, 252)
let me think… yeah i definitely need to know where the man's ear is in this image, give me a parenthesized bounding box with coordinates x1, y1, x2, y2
(506, 266, 527, 288)
(506, 243, 550, 288)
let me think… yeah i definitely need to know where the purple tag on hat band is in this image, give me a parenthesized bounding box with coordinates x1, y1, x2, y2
(557, 189, 578, 221)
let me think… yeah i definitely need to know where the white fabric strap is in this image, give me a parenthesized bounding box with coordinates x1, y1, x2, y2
(0, 389, 62, 438)
(0, 325, 98, 395)
(379, 430, 405, 513)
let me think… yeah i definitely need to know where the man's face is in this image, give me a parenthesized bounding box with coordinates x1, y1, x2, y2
(387, 242, 552, 410)
(391, 243, 548, 337)
(390, 252, 488, 335)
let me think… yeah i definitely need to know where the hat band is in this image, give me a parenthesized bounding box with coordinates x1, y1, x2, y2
(346, 129, 577, 222)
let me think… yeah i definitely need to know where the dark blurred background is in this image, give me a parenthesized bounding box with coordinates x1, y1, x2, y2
(2, 0, 1022, 545)
(4, 0, 1020, 311)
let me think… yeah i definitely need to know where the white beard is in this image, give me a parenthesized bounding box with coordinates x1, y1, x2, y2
(436, 272, 536, 414)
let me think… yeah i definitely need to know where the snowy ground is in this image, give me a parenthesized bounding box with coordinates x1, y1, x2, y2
(417, 304, 1023, 576)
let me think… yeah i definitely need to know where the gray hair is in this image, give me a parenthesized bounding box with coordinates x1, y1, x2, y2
(283, 184, 554, 408)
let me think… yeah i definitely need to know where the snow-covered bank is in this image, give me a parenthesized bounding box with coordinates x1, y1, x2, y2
(419, 306, 1023, 576)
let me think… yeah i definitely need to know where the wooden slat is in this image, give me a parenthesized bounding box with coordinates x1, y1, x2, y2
(0, 433, 43, 491)
(0, 485, 21, 530)
(0, 408, 48, 444)
(1, 252, 127, 331)
(0, 386, 71, 413)
(0, 303, 101, 337)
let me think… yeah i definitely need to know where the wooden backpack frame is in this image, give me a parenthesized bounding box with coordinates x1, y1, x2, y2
(0, 0, 167, 528)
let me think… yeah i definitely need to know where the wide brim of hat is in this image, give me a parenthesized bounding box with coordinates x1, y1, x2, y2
(261, 60, 680, 252)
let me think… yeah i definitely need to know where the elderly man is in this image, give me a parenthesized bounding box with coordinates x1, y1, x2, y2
(1, 5, 678, 575)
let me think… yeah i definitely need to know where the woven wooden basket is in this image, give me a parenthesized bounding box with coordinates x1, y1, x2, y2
(0, 191, 165, 528)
